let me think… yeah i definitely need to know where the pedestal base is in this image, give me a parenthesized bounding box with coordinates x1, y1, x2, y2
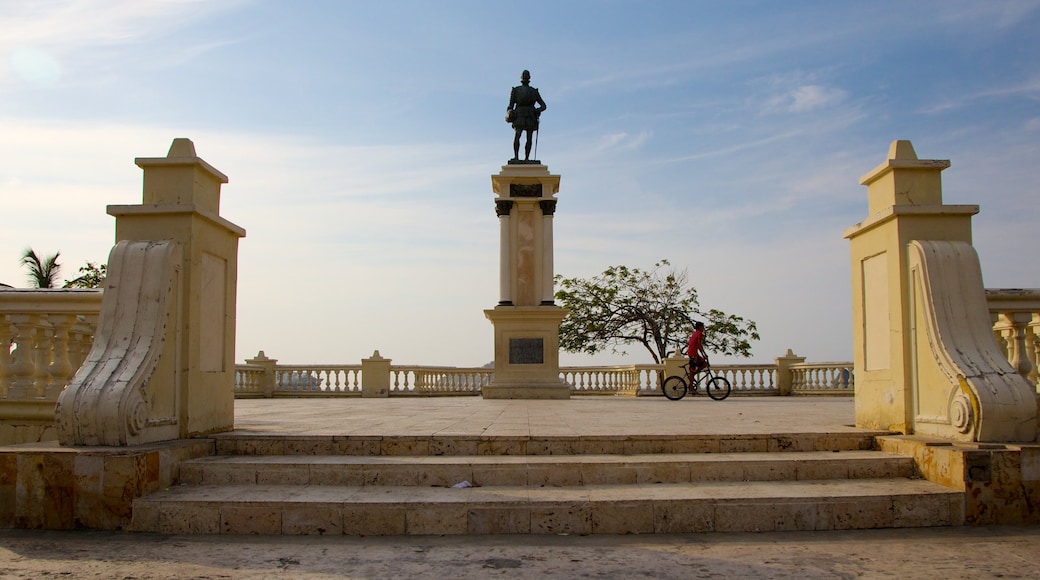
(482, 382, 570, 399)
(484, 305, 569, 400)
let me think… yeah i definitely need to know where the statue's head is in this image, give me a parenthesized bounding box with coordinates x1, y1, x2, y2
(521, 70, 531, 82)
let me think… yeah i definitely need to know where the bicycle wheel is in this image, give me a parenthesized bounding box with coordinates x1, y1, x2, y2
(706, 376, 731, 400)
(661, 376, 688, 400)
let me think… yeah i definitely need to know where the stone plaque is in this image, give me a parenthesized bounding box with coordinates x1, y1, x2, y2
(509, 338, 544, 364)
(510, 183, 542, 198)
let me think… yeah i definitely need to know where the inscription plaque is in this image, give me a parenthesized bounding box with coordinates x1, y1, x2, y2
(509, 338, 544, 364)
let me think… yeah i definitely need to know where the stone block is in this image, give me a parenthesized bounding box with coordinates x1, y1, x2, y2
(623, 437, 670, 455)
(334, 437, 381, 456)
(768, 436, 815, 452)
(380, 438, 429, 456)
(720, 438, 767, 453)
(797, 459, 847, 481)
(652, 501, 714, 533)
(634, 462, 690, 484)
(363, 465, 418, 486)
(158, 504, 220, 534)
(820, 498, 894, 530)
(592, 502, 653, 534)
(672, 438, 721, 453)
(407, 505, 468, 534)
(582, 464, 637, 485)
(893, 493, 952, 527)
(257, 465, 309, 485)
(528, 464, 582, 486)
(691, 463, 740, 482)
(772, 502, 819, 531)
(281, 504, 343, 535)
(468, 507, 531, 534)
(579, 438, 626, 455)
(714, 503, 776, 532)
(475, 465, 528, 487)
(531, 505, 592, 535)
(128, 501, 159, 532)
(220, 505, 282, 534)
(741, 460, 796, 481)
(284, 437, 333, 455)
(343, 505, 405, 535)
(417, 465, 474, 488)
(429, 437, 480, 456)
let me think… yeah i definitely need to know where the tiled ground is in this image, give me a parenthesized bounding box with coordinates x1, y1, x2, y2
(231, 396, 858, 437)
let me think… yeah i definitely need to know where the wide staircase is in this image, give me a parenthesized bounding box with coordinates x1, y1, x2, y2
(129, 431, 963, 535)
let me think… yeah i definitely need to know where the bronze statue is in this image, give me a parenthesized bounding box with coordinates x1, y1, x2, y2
(506, 70, 547, 163)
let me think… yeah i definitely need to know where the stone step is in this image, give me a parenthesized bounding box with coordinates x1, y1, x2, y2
(130, 478, 963, 535)
(210, 432, 884, 457)
(179, 450, 916, 487)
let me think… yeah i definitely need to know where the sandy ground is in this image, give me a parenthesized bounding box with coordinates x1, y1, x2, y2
(3, 526, 1040, 579)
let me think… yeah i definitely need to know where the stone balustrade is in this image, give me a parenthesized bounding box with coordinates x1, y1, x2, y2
(3, 288, 1037, 444)
(0, 288, 103, 443)
(228, 353, 847, 398)
(987, 288, 1040, 390)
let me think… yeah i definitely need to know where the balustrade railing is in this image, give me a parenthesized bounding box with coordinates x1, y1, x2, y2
(5, 286, 1040, 444)
(987, 288, 1040, 390)
(0, 289, 103, 406)
(791, 362, 855, 395)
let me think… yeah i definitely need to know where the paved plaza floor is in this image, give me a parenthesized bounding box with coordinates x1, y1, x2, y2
(229, 395, 864, 437)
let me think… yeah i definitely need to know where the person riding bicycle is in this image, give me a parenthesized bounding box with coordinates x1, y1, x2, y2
(685, 321, 708, 373)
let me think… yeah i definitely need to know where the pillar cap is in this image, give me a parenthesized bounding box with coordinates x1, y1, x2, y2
(859, 139, 949, 187)
(134, 138, 229, 184)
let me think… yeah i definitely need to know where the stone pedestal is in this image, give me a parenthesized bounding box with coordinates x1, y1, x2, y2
(844, 140, 1037, 441)
(361, 350, 391, 398)
(56, 138, 245, 445)
(845, 141, 971, 434)
(483, 163, 569, 399)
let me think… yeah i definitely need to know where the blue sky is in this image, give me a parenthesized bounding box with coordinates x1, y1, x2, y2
(2, 1, 1038, 367)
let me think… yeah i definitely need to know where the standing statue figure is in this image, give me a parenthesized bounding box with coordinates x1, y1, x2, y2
(506, 70, 547, 163)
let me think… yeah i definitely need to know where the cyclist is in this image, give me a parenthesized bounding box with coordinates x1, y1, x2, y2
(685, 321, 708, 373)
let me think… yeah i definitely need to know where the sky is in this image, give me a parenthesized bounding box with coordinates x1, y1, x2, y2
(1, 1, 1038, 368)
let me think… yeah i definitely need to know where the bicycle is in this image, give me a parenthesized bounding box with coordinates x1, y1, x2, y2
(661, 359, 732, 401)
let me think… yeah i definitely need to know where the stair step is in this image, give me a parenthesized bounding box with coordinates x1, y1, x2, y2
(179, 451, 915, 487)
(211, 432, 883, 456)
(130, 479, 963, 535)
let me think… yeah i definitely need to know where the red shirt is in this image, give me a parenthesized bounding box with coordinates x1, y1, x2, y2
(686, 328, 705, 359)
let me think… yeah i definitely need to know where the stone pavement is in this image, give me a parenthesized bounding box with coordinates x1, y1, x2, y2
(229, 396, 862, 437)
(2, 526, 1039, 578)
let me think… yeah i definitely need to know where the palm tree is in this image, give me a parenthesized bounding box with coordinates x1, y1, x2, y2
(20, 248, 61, 288)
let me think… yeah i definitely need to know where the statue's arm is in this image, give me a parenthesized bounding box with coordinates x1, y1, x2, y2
(535, 89, 546, 112)
(508, 87, 517, 110)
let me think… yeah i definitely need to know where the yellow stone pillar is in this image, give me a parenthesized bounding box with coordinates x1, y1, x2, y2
(110, 138, 245, 438)
(484, 163, 569, 399)
(844, 140, 976, 433)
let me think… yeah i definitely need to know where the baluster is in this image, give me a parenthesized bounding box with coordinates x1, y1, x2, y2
(1000, 312, 1036, 384)
(8, 314, 41, 398)
(1028, 320, 1039, 388)
(0, 315, 12, 397)
(45, 313, 76, 399)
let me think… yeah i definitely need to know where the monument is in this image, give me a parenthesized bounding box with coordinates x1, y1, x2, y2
(484, 71, 568, 399)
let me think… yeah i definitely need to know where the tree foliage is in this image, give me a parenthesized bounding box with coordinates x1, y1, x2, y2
(20, 248, 61, 288)
(63, 261, 107, 289)
(554, 259, 759, 364)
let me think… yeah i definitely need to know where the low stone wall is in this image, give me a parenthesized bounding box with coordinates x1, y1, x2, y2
(877, 435, 1040, 525)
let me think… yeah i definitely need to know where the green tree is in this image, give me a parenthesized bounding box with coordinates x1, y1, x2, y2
(554, 259, 759, 364)
(63, 261, 107, 289)
(20, 248, 61, 288)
